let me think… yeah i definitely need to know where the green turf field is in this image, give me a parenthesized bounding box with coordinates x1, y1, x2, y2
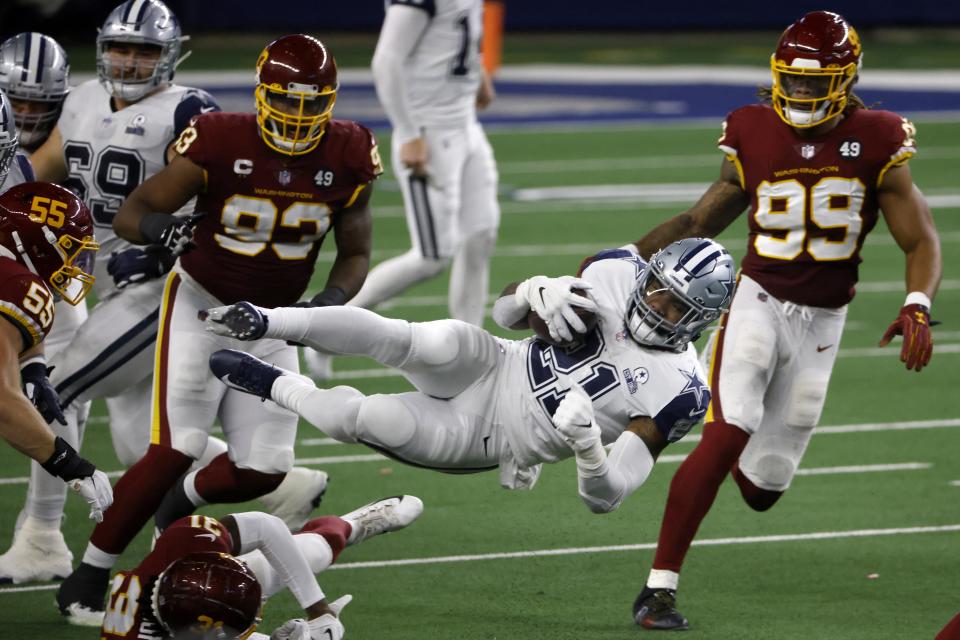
(1, 117, 958, 639)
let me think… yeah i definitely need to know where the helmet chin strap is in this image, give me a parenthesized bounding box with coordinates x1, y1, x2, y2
(10, 230, 41, 277)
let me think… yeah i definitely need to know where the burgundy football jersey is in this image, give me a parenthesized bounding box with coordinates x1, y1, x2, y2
(719, 104, 917, 307)
(175, 112, 381, 307)
(100, 515, 233, 639)
(0, 257, 56, 351)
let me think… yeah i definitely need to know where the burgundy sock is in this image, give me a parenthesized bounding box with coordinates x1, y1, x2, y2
(651, 421, 750, 572)
(192, 453, 284, 503)
(731, 461, 784, 511)
(90, 444, 193, 554)
(298, 516, 351, 562)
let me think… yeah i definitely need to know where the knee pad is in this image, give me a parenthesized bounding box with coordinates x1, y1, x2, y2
(784, 370, 829, 429)
(409, 320, 462, 367)
(356, 395, 418, 449)
(728, 318, 776, 369)
(745, 453, 795, 491)
(169, 427, 211, 460)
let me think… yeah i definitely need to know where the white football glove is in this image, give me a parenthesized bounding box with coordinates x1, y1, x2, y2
(552, 381, 602, 453)
(270, 619, 309, 640)
(515, 275, 596, 343)
(68, 469, 114, 522)
(307, 595, 352, 640)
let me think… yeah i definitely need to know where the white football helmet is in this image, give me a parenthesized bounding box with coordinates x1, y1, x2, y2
(626, 238, 735, 352)
(96, 0, 188, 102)
(0, 88, 19, 191)
(0, 32, 70, 150)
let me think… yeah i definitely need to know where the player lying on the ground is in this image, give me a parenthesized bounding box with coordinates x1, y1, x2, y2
(99, 495, 423, 639)
(201, 238, 734, 512)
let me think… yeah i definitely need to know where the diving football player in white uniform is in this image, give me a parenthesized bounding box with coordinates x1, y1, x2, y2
(207, 239, 735, 512)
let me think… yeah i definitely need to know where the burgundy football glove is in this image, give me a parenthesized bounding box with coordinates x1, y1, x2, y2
(878, 303, 933, 372)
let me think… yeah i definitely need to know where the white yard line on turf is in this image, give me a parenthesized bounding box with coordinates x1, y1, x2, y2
(2, 523, 957, 593)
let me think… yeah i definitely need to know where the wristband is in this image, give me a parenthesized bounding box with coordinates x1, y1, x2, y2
(904, 291, 932, 310)
(41, 436, 95, 482)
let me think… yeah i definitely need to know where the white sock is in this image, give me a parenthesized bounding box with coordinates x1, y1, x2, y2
(82, 544, 118, 570)
(24, 403, 81, 526)
(267, 306, 412, 368)
(647, 568, 680, 591)
(183, 469, 208, 508)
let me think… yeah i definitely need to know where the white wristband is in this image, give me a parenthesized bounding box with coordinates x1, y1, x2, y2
(904, 291, 932, 309)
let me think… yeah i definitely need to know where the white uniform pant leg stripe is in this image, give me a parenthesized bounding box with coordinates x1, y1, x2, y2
(409, 175, 439, 260)
(54, 306, 160, 406)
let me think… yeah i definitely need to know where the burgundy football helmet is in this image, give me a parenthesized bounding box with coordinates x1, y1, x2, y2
(152, 552, 262, 639)
(255, 34, 338, 156)
(770, 11, 862, 128)
(0, 181, 98, 305)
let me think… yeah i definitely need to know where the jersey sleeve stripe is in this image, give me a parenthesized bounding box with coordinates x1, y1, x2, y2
(723, 152, 746, 190)
(151, 272, 182, 447)
(876, 148, 916, 188)
(343, 183, 366, 209)
(0, 302, 42, 348)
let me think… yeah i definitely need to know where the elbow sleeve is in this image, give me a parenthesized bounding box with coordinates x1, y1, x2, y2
(577, 431, 655, 514)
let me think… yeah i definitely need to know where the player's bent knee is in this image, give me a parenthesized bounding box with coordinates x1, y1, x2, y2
(784, 371, 829, 428)
(168, 428, 209, 460)
(747, 453, 795, 492)
(356, 395, 417, 449)
(410, 320, 462, 366)
(242, 444, 295, 475)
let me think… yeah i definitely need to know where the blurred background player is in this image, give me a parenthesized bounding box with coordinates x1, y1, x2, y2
(56, 33, 381, 623)
(99, 495, 423, 640)
(0, 178, 112, 528)
(204, 238, 734, 514)
(628, 11, 942, 630)
(306, 0, 500, 380)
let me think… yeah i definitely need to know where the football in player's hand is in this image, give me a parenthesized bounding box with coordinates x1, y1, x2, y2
(528, 288, 598, 347)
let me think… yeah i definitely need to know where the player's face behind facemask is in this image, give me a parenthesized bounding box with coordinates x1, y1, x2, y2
(625, 238, 735, 353)
(0, 32, 71, 151)
(96, 0, 187, 103)
(770, 10, 861, 129)
(254, 34, 339, 156)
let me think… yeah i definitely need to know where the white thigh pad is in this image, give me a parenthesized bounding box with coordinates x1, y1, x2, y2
(784, 369, 830, 429)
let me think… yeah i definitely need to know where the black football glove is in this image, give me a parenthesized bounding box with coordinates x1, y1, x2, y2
(21, 360, 66, 425)
(139, 212, 206, 257)
(107, 245, 177, 289)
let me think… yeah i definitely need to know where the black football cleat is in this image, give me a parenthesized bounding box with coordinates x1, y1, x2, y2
(56, 562, 110, 627)
(209, 349, 286, 400)
(633, 586, 690, 631)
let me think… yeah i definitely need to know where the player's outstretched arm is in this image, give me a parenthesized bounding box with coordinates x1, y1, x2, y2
(633, 157, 749, 259)
(552, 382, 664, 514)
(877, 165, 942, 371)
(113, 153, 205, 245)
(318, 183, 374, 305)
(0, 320, 112, 521)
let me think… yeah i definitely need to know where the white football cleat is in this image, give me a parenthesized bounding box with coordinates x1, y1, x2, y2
(303, 349, 334, 382)
(62, 602, 106, 627)
(341, 495, 424, 546)
(0, 517, 73, 584)
(260, 467, 330, 532)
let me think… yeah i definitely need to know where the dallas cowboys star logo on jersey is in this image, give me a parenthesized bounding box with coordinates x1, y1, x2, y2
(677, 368, 709, 409)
